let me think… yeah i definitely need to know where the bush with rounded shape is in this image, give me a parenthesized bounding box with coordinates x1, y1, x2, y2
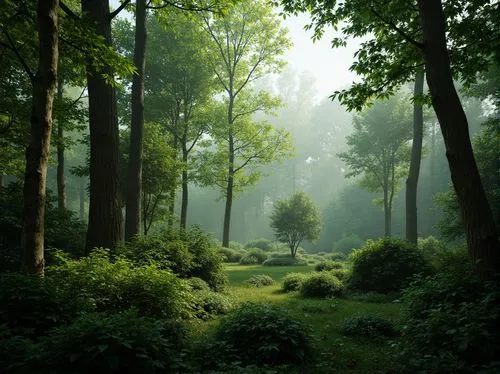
(300, 273, 344, 298)
(329, 268, 350, 281)
(192, 290, 233, 320)
(0, 272, 85, 337)
(314, 260, 344, 272)
(30, 310, 187, 374)
(246, 274, 274, 287)
(326, 252, 347, 261)
(239, 249, 267, 265)
(187, 277, 210, 291)
(244, 238, 273, 251)
(349, 237, 431, 293)
(218, 247, 246, 263)
(398, 256, 500, 373)
(213, 303, 312, 366)
(228, 241, 244, 250)
(281, 272, 307, 292)
(332, 234, 364, 255)
(48, 249, 194, 319)
(343, 314, 397, 339)
(262, 256, 308, 266)
(417, 236, 450, 268)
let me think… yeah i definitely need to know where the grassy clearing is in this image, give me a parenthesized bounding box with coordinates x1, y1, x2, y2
(222, 263, 404, 373)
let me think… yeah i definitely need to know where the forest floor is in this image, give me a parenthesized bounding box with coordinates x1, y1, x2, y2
(217, 264, 404, 373)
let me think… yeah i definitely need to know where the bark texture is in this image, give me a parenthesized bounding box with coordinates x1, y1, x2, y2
(222, 98, 235, 248)
(56, 77, 66, 211)
(21, 0, 59, 275)
(180, 142, 188, 229)
(406, 69, 424, 244)
(82, 0, 123, 253)
(418, 0, 500, 276)
(125, 0, 146, 240)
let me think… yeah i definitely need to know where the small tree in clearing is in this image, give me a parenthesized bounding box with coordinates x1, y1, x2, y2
(270, 192, 321, 257)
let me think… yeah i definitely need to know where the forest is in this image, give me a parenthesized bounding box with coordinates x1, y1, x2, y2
(0, 0, 498, 373)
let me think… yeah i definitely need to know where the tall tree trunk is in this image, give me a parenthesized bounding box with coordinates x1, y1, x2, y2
(406, 69, 424, 244)
(418, 0, 500, 276)
(125, 0, 147, 240)
(168, 189, 175, 230)
(56, 76, 66, 211)
(82, 0, 123, 253)
(21, 0, 59, 275)
(79, 180, 85, 221)
(222, 98, 235, 248)
(383, 190, 391, 237)
(180, 143, 188, 230)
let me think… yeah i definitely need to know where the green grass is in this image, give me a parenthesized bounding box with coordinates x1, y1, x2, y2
(220, 263, 404, 373)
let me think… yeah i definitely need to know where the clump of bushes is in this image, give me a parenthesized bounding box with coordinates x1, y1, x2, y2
(244, 238, 273, 251)
(349, 237, 431, 293)
(300, 272, 344, 298)
(326, 252, 347, 261)
(187, 277, 210, 291)
(281, 272, 307, 292)
(0, 272, 85, 338)
(47, 249, 194, 319)
(417, 236, 451, 268)
(332, 234, 364, 255)
(314, 260, 344, 272)
(228, 241, 244, 250)
(125, 227, 227, 291)
(343, 314, 397, 339)
(239, 249, 268, 265)
(192, 290, 233, 320)
(206, 303, 312, 367)
(218, 247, 246, 263)
(263, 256, 307, 266)
(26, 310, 188, 374)
(396, 250, 500, 373)
(246, 274, 274, 287)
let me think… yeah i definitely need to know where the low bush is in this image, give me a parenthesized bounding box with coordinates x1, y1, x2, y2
(218, 247, 246, 263)
(246, 274, 274, 287)
(244, 238, 273, 251)
(417, 236, 450, 268)
(349, 237, 431, 293)
(262, 256, 307, 266)
(314, 260, 344, 272)
(187, 277, 210, 291)
(0, 272, 85, 337)
(192, 290, 233, 320)
(239, 249, 268, 265)
(397, 254, 500, 373)
(28, 310, 187, 374)
(228, 241, 244, 250)
(300, 272, 344, 298)
(332, 234, 364, 255)
(343, 314, 397, 339)
(211, 303, 312, 366)
(48, 249, 194, 319)
(124, 226, 228, 291)
(329, 268, 350, 281)
(281, 272, 307, 292)
(326, 252, 347, 261)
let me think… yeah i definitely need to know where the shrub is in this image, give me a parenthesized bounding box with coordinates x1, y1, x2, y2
(218, 247, 246, 263)
(326, 252, 347, 261)
(187, 277, 210, 291)
(124, 227, 228, 291)
(314, 260, 344, 272)
(397, 256, 500, 373)
(246, 274, 274, 287)
(349, 291, 399, 303)
(212, 303, 312, 366)
(332, 234, 364, 255)
(244, 238, 273, 251)
(281, 273, 307, 292)
(239, 249, 268, 265)
(192, 290, 233, 320)
(417, 236, 449, 267)
(329, 268, 350, 281)
(349, 237, 431, 293)
(0, 272, 85, 337)
(262, 256, 308, 266)
(228, 241, 244, 250)
(343, 314, 397, 339)
(48, 249, 194, 319)
(29, 310, 187, 374)
(300, 272, 344, 298)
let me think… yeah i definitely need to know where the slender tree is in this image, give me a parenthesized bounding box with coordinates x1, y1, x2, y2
(21, 0, 60, 275)
(405, 69, 424, 243)
(202, 1, 292, 246)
